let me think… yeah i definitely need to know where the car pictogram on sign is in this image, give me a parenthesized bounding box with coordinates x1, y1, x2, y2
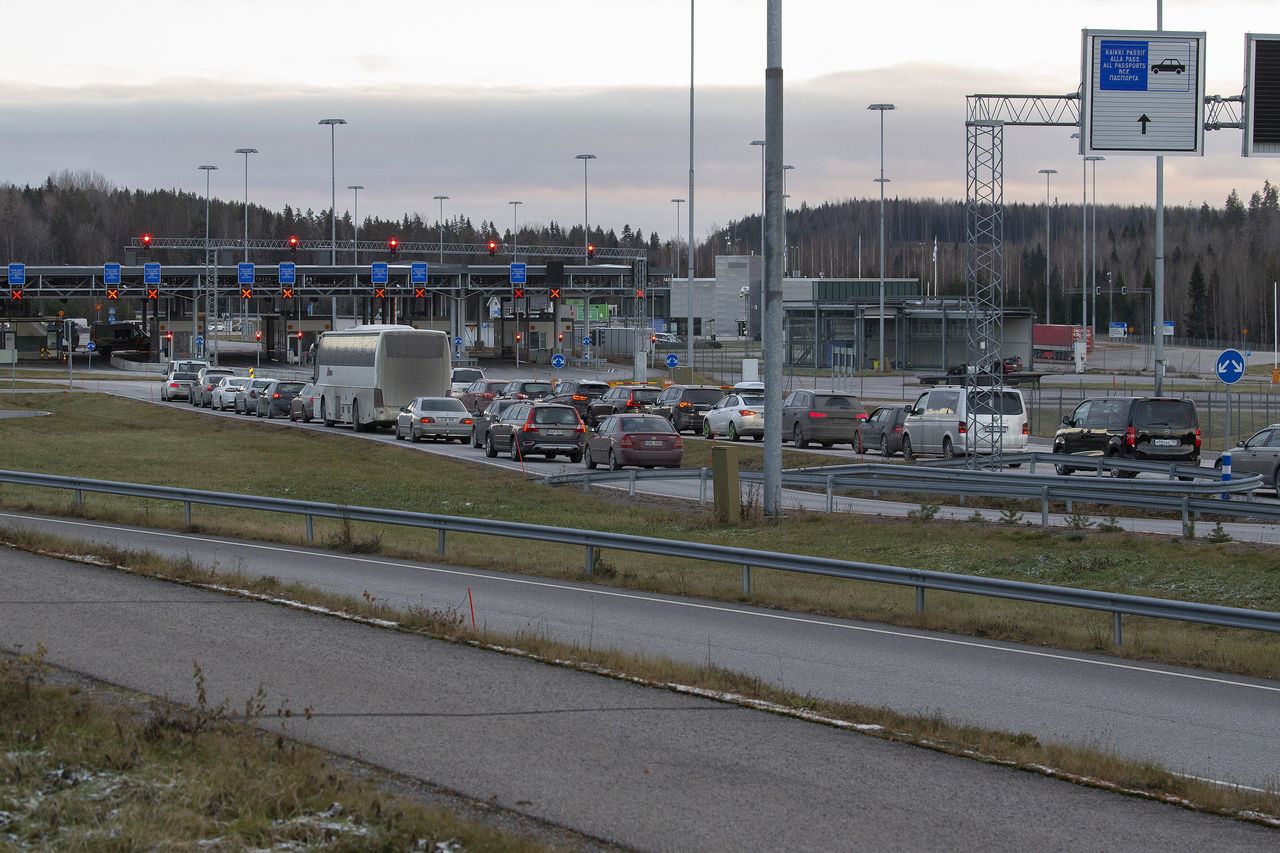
(1150, 58, 1185, 74)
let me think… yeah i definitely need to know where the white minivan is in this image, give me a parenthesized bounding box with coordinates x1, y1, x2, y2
(901, 385, 1029, 460)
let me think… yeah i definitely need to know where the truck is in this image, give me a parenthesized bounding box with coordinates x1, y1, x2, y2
(89, 321, 149, 358)
(1033, 324, 1092, 362)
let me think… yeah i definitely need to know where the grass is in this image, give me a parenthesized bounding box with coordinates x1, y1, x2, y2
(0, 645, 555, 851)
(1, 392, 1279, 680)
(6, 535, 1278, 834)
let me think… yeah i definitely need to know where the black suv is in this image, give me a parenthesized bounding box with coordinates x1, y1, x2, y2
(587, 385, 663, 427)
(1053, 396, 1201, 475)
(650, 384, 726, 433)
(546, 379, 611, 421)
(497, 379, 554, 402)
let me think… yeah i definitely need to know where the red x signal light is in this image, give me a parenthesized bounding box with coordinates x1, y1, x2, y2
(513, 287, 524, 299)
(9, 289, 22, 301)
(240, 288, 253, 300)
(414, 287, 426, 298)
(374, 287, 386, 298)
(635, 288, 645, 299)
(146, 288, 159, 300)
(281, 287, 294, 299)
(106, 288, 119, 300)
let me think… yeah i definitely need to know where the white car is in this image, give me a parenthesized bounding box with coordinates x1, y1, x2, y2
(211, 377, 250, 411)
(703, 393, 765, 441)
(450, 366, 485, 396)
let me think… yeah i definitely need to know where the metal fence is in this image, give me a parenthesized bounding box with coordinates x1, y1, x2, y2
(2, 468, 1277, 648)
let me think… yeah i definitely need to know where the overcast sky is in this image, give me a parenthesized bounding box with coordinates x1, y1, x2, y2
(0, 0, 1275, 241)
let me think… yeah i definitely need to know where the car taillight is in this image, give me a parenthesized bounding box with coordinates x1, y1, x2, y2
(462, 418, 473, 425)
(958, 421, 967, 434)
(271, 392, 281, 399)
(678, 401, 693, 408)
(420, 417, 435, 424)
(807, 411, 827, 418)
(1194, 427, 1202, 449)
(516, 393, 528, 400)
(521, 417, 538, 432)
(1022, 422, 1030, 436)
(674, 436, 683, 449)
(856, 413, 868, 420)
(738, 409, 757, 416)
(1125, 425, 1137, 447)
(169, 382, 179, 388)
(574, 422, 587, 433)
(572, 394, 588, 401)
(626, 396, 638, 408)
(481, 393, 494, 400)
(892, 425, 903, 432)
(620, 435, 634, 447)
(206, 384, 214, 390)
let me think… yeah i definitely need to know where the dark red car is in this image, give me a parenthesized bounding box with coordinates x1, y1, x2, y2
(585, 414, 683, 470)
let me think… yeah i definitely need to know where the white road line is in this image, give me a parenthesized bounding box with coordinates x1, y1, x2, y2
(5, 510, 1280, 697)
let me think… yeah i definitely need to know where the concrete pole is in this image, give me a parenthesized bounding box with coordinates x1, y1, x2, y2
(686, 0, 696, 369)
(763, 0, 783, 517)
(1154, 0, 1166, 393)
(1081, 155, 1088, 333)
(1039, 169, 1056, 325)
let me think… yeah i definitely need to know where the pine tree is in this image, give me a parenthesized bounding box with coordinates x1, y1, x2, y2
(1184, 260, 1209, 339)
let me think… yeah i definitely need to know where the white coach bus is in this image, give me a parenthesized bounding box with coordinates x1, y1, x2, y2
(313, 325, 450, 431)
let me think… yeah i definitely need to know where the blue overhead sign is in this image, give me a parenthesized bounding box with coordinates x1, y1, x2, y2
(278, 262, 296, 285)
(237, 263, 255, 285)
(1099, 40, 1149, 91)
(143, 262, 161, 285)
(103, 263, 121, 285)
(411, 262, 428, 284)
(509, 263, 527, 285)
(7, 263, 24, 285)
(1216, 348, 1246, 385)
(371, 262, 389, 285)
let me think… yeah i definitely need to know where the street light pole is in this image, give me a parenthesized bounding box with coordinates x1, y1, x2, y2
(318, 119, 347, 265)
(1086, 156, 1104, 339)
(198, 164, 218, 364)
(670, 198, 685, 274)
(1038, 169, 1058, 325)
(432, 195, 449, 264)
(233, 148, 257, 264)
(508, 200, 522, 258)
(574, 154, 597, 263)
(750, 140, 765, 256)
(347, 185, 364, 264)
(868, 103, 895, 372)
(782, 164, 795, 276)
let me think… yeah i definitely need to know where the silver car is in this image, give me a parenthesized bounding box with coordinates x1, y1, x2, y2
(191, 367, 236, 407)
(395, 396, 474, 443)
(211, 376, 249, 411)
(1219, 424, 1280, 492)
(703, 393, 764, 441)
(234, 378, 273, 414)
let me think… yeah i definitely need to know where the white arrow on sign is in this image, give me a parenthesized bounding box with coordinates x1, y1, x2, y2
(1219, 359, 1243, 373)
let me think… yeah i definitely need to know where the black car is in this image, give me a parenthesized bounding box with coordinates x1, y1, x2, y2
(650, 385, 726, 433)
(497, 379, 554, 402)
(470, 398, 520, 448)
(546, 379, 611, 421)
(1053, 396, 1201, 476)
(861, 405, 910, 457)
(255, 380, 305, 419)
(587, 385, 663, 427)
(483, 402, 586, 462)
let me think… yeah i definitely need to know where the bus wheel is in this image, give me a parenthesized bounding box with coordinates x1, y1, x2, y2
(351, 400, 362, 432)
(322, 400, 335, 428)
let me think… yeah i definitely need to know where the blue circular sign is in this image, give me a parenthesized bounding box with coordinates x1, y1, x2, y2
(582, 336, 591, 347)
(85, 341, 96, 352)
(665, 353, 679, 369)
(551, 353, 567, 370)
(1215, 349, 1246, 385)
(454, 336, 463, 346)
(195, 335, 205, 347)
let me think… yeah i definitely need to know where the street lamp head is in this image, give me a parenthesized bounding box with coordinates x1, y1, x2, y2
(234, 148, 258, 155)
(508, 200, 522, 206)
(574, 153, 597, 161)
(750, 139, 766, 147)
(318, 118, 347, 126)
(432, 194, 449, 201)
(873, 178, 891, 184)
(867, 103, 896, 111)
(783, 164, 795, 171)
(670, 198, 685, 204)
(347, 184, 364, 191)
(1085, 155, 1105, 162)
(1038, 168, 1058, 175)
(197, 165, 218, 171)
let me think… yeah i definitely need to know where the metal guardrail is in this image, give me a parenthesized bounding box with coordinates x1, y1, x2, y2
(542, 454, 1276, 533)
(1, 468, 1278, 648)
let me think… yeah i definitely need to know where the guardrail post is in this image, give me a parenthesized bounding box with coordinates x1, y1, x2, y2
(1112, 611, 1123, 647)
(584, 544, 594, 576)
(916, 584, 925, 615)
(742, 564, 751, 595)
(73, 489, 83, 511)
(628, 470, 637, 497)
(437, 528, 446, 557)
(183, 501, 192, 527)
(582, 474, 590, 493)
(305, 514, 314, 543)
(699, 468, 708, 504)
(1041, 486, 1049, 528)
(1181, 497, 1191, 538)
(1030, 457, 1037, 475)
(825, 475, 834, 513)
(1065, 498, 1072, 514)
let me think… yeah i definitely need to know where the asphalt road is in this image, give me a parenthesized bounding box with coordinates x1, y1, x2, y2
(4, 509, 1277, 791)
(1, 547, 1271, 852)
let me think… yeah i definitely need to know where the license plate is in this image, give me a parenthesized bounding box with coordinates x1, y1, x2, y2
(644, 440, 664, 448)
(544, 429, 566, 436)
(438, 417, 457, 423)
(1152, 438, 1179, 447)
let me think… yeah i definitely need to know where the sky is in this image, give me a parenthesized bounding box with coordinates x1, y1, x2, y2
(0, 0, 1275, 242)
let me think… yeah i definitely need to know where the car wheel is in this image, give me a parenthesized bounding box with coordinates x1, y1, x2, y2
(821, 442, 833, 449)
(728, 423, 741, 442)
(471, 431, 482, 449)
(585, 448, 597, 469)
(880, 435, 891, 457)
(394, 424, 403, 441)
(793, 425, 809, 449)
(608, 450, 622, 471)
(544, 452, 556, 460)
(1053, 442, 1072, 476)
(267, 408, 275, 420)
(703, 420, 713, 439)
(942, 437, 954, 459)
(568, 450, 583, 464)
(902, 434, 915, 462)
(485, 435, 498, 458)
(351, 400, 363, 432)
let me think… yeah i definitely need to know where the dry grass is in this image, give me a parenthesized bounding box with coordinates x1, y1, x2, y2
(1, 391, 1279, 681)
(8, 536, 1278, 834)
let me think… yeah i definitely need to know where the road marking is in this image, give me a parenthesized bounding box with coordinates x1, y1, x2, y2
(4, 510, 1280, 697)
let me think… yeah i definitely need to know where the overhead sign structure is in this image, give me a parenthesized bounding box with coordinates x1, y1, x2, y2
(370, 262, 389, 285)
(411, 262, 429, 284)
(278, 262, 296, 285)
(237, 263, 255, 285)
(103, 263, 121, 285)
(1216, 348, 1246, 384)
(1082, 29, 1206, 155)
(1245, 33, 1280, 157)
(509, 263, 527, 285)
(143, 262, 162, 285)
(7, 263, 24, 285)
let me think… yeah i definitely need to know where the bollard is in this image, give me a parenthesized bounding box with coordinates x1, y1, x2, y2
(1220, 451, 1232, 501)
(584, 544, 595, 576)
(74, 489, 84, 511)
(628, 470, 637, 497)
(184, 501, 192, 527)
(1112, 611, 1124, 647)
(742, 564, 751, 595)
(305, 514, 314, 543)
(1181, 497, 1191, 538)
(1041, 486, 1049, 528)
(711, 447, 741, 524)
(582, 475, 590, 493)
(699, 468, 708, 504)
(915, 585, 925, 615)
(437, 528, 446, 557)
(826, 475, 834, 513)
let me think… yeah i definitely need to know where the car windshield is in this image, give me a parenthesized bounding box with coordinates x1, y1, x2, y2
(277, 383, 305, 394)
(533, 407, 579, 425)
(970, 390, 1024, 415)
(523, 382, 553, 395)
(421, 398, 468, 412)
(224, 379, 247, 388)
(685, 389, 724, 404)
(1133, 400, 1197, 429)
(452, 369, 483, 383)
(631, 388, 661, 402)
(621, 417, 675, 433)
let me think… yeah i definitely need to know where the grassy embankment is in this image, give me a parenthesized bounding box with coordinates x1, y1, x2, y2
(0, 391, 1278, 680)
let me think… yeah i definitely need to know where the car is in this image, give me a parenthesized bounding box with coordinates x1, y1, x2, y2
(860, 405, 910, 457)
(471, 398, 521, 448)
(902, 386, 1028, 460)
(781, 390, 868, 450)
(651, 385, 726, 433)
(651, 332, 682, 347)
(587, 385, 663, 426)
(1001, 356, 1024, 375)
(211, 376, 249, 411)
(1218, 425, 1280, 492)
(255, 380, 305, 419)
(234, 378, 274, 414)
(545, 379, 611, 421)
(731, 381, 765, 393)
(449, 366, 485, 396)
(289, 383, 319, 423)
(484, 402, 586, 462)
(1053, 396, 1200, 476)
(586, 414, 683, 470)
(496, 378, 554, 402)
(395, 396, 474, 443)
(1151, 58, 1185, 74)
(160, 369, 201, 402)
(191, 367, 236, 407)
(457, 378, 510, 414)
(702, 392, 764, 441)
(90, 321, 150, 358)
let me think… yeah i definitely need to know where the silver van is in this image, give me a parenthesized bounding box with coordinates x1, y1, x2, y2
(901, 385, 1029, 460)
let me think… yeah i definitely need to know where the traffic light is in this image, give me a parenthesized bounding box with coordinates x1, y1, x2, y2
(388, 236, 399, 255)
(557, 332, 564, 343)
(164, 331, 173, 342)
(514, 332, 522, 344)
(587, 243, 596, 259)
(288, 235, 300, 254)
(146, 288, 159, 300)
(254, 330, 263, 343)
(487, 239, 498, 257)
(141, 233, 152, 252)
(650, 333, 657, 345)
(240, 287, 253, 300)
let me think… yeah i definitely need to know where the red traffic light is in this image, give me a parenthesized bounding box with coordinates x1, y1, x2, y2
(650, 334, 657, 343)
(254, 330, 263, 342)
(141, 233, 153, 250)
(487, 239, 498, 257)
(296, 331, 304, 339)
(388, 236, 399, 254)
(514, 332, 522, 343)
(164, 331, 173, 340)
(557, 332, 564, 342)
(288, 235, 299, 253)
(587, 243, 595, 259)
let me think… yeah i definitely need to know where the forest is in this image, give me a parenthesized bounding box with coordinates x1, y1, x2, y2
(3, 169, 1278, 346)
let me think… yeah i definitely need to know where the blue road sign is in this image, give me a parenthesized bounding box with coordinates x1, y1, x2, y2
(453, 336, 463, 347)
(195, 335, 205, 348)
(551, 353, 567, 370)
(665, 353, 679, 369)
(509, 263, 527, 285)
(411, 262, 429, 284)
(85, 341, 96, 353)
(278, 262, 296, 285)
(582, 336, 592, 347)
(1099, 40, 1149, 91)
(1216, 348, 1246, 385)
(371, 262, 389, 285)
(107, 307, 116, 320)
(143, 262, 161, 285)
(7, 263, 24, 285)
(103, 263, 121, 285)
(237, 263, 255, 285)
